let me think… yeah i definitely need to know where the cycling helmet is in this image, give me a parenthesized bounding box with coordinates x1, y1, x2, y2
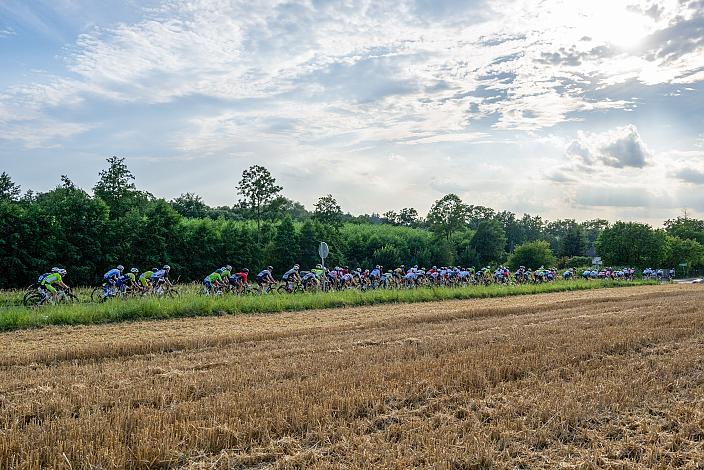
(51, 267, 60, 273)
(130, 268, 139, 273)
(58, 269, 67, 275)
(267, 266, 273, 271)
(243, 268, 249, 273)
(294, 264, 300, 270)
(225, 265, 232, 271)
(117, 265, 125, 271)
(163, 265, 171, 271)
(316, 264, 322, 268)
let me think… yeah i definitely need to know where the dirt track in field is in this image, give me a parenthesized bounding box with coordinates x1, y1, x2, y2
(1, 284, 703, 469)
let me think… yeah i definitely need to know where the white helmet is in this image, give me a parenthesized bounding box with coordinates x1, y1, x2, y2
(163, 265, 171, 271)
(51, 267, 60, 273)
(58, 269, 67, 275)
(117, 265, 125, 271)
(130, 268, 139, 274)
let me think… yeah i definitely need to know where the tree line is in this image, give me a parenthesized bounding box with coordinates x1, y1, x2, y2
(1, 157, 703, 288)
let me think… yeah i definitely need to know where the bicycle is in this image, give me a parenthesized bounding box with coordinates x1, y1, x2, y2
(23, 287, 78, 307)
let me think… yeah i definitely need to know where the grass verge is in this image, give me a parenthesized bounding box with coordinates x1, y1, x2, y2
(0, 280, 656, 332)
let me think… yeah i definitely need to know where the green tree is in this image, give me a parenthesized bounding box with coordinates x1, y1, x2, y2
(508, 240, 556, 270)
(595, 222, 666, 267)
(271, 215, 299, 273)
(558, 222, 587, 257)
(298, 219, 321, 268)
(663, 235, 704, 271)
(664, 216, 704, 245)
(427, 194, 467, 241)
(236, 165, 283, 243)
(313, 194, 343, 228)
(171, 193, 210, 218)
(470, 219, 507, 266)
(0, 172, 21, 201)
(94, 156, 149, 218)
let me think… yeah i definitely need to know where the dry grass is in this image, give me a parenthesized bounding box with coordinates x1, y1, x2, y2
(1, 284, 703, 469)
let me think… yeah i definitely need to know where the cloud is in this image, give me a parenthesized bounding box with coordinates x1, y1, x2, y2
(674, 167, 704, 185)
(574, 185, 673, 208)
(566, 124, 651, 169)
(0, 27, 15, 38)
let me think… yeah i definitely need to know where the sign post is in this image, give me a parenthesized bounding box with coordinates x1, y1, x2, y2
(319, 242, 329, 291)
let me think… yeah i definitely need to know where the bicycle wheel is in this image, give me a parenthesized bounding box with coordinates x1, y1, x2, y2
(90, 286, 107, 303)
(23, 291, 44, 307)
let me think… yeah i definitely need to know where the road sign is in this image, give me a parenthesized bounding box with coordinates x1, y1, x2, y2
(679, 262, 688, 267)
(319, 242, 329, 259)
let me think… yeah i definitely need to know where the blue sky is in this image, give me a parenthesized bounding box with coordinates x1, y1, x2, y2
(1, 0, 703, 224)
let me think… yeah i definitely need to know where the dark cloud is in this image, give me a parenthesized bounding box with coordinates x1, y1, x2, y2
(640, 12, 704, 62)
(566, 125, 651, 169)
(599, 126, 650, 168)
(674, 167, 704, 184)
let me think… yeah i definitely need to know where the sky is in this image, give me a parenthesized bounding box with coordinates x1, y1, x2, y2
(1, 0, 704, 225)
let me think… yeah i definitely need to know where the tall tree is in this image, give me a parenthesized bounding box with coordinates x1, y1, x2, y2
(94, 156, 147, 218)
(0, 172, 21, 201)
(469, 219, 507, 266)
(236, 165, 282, 243)
(397, 208, 420, 227)
(427, 194, 467, 241)
(313, 194, 343, 228)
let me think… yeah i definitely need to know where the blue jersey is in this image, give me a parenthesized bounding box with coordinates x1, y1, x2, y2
(151, 269, 167, 280)
(257, 269, 271, 278)
(104, 268, 121, 281)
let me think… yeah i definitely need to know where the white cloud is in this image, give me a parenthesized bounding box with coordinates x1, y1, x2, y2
(566, 124, 652, 168)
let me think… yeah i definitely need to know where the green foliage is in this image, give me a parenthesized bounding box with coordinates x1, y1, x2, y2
(566, 256, 593, 269)
(507, 240, 556, 270)
(470, 219, 507, 266)
(237, 165, 283, 242)
(596, 222, 667, 267)
(427, 194, 467, 240)
(558, 222, 587, 257)
(313, 194, 343, 227)
(171, 193, 211, 218)
(271, 215, 299, 273)
(663, 235, 704, 269)
(0, 172, 21, 201)
(94, 156, 150, 219)
(664, 216, 704, 245)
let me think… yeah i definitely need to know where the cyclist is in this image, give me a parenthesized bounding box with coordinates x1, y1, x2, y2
(103, 265, 125, 297)
(282, 264, 301, 292)
(117, 268, 140, 294)
(151, 265, 171, 286)
(40, 267, 69, 302)
(218, 265, 233, 286)
(256, 266, 276, 293)
(311, 264, 325, 279)
(300, 270, 319, 290)
(139, 268, 155, 290)
(230, 268, 250, 292)
(203, 269, 225, 294)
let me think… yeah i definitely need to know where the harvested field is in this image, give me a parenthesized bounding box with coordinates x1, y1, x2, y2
(1, 284, 703, 469)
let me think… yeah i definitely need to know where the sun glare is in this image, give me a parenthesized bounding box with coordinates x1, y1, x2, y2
(582, 2, 653, 48)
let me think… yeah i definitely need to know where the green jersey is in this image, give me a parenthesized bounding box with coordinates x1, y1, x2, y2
(42, 273, 63, 285)
(207, 272, 223, 282)
(140, 271, 153, 280)
(311, 268, 324, 278)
